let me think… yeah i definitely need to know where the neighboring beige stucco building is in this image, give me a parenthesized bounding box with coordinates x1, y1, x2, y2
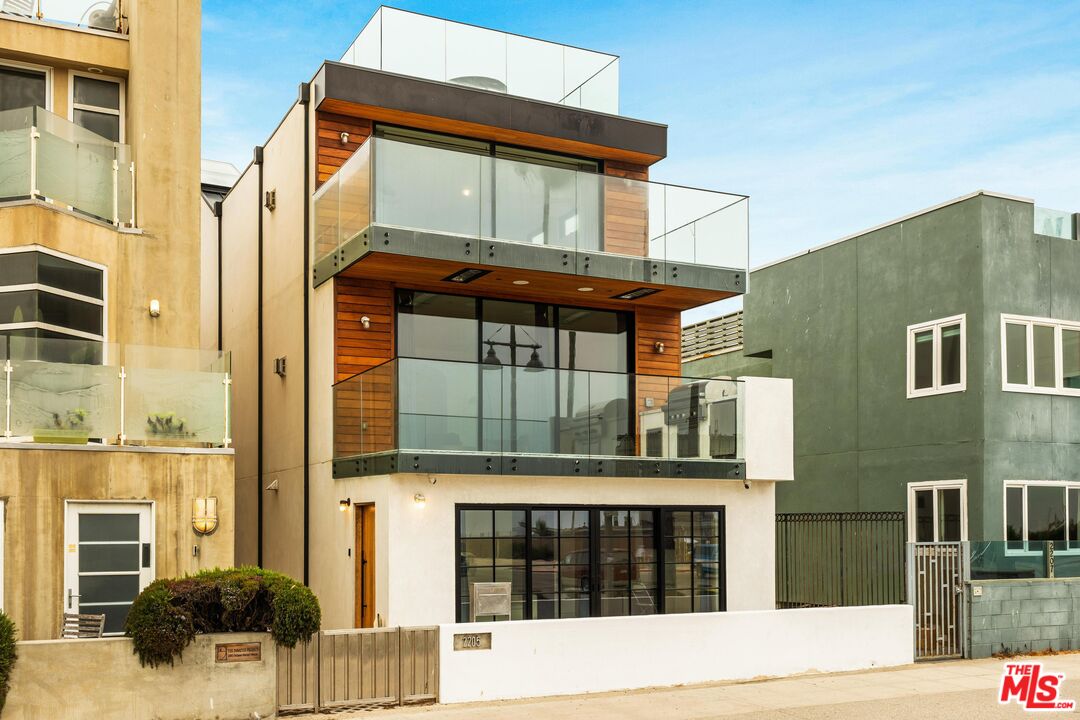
(0, 1, 234, 639)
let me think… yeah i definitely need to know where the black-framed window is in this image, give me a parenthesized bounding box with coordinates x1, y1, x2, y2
(456, 504, 725, 622)
(396, 291, 634, 455)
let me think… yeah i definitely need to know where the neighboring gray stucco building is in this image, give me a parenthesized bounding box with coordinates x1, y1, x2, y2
(685, 191, 1080, 543)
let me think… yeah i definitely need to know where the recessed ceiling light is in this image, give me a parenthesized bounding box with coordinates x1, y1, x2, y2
(87, 67, 103, 74)
(461, 188, 472, 197)
(577, 287, 594, 292)
(512, 280, 529, 285)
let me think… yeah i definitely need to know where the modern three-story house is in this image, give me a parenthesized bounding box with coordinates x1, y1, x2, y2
(0, 0, 234, 639)
(209, 7, 792, 629)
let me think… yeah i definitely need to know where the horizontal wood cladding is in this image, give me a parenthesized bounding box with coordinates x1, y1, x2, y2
(335, 277, 394, 456)
(634, 306, 682, 455)
(604, 161, 649, 259)
(317, 112, 372, 187)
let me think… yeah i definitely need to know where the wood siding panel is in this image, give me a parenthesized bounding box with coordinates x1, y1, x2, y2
(634, 307, 681, 453)
(316, 112, 373, 187)
(335, 278, 395, 456)
(603, 161, 649, 258)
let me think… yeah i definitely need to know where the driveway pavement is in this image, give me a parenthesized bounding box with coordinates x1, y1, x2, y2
(313, 653, 1080, 719)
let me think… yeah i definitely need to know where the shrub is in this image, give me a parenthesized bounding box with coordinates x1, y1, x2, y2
(125, 566, 320, 668)
(0, 611, 17, 712)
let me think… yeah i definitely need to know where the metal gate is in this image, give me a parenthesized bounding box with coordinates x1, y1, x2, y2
(277, 626, 439, 714)
(908, 542, 966, 660)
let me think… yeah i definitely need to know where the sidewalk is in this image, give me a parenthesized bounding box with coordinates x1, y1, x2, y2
(316, 654, 1080, 719)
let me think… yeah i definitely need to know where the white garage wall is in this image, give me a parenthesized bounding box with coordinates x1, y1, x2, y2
(438, 605, 914, 703)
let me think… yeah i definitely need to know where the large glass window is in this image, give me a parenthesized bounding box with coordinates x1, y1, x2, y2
(0, 250, 105, 354)
(1002, 315, 1080, 395)
(907, 315, 965, 397)
(0, 64, 46, 112)
(456, 505, 723, 623)
(1004, 483, 1080, 547)
(396, 292, 633, 455)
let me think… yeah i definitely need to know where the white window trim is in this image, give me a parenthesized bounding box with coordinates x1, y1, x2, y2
(907, 479, 968, 542)
(1001, 314, 1080, 397)
(0, 58, 53, 112)
(1003, 480, 1080, 554)
(906, 314, 967, 398)
(0, 244, 108, 346)
(67, 70, 125, 143)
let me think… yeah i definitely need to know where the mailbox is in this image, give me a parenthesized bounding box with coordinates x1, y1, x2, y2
(469, 581, 512, 622)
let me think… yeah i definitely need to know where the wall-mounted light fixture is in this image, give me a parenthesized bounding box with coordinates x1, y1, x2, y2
(264, 189, 277, 212)
(360, 316, 371, 329)
(654, 341, 665, 354)
(413, 493, 426, 507)
(339, 498, 351, 512)
(192, 496, 219, 535)
(340, 131, 350, 145)
(148, 299, 161, 318)
(274, 356, 287, 377)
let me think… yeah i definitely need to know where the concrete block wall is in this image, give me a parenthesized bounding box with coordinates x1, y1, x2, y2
(967, 579, 1080, 658)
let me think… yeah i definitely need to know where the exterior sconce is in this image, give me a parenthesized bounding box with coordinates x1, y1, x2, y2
(340, 131, 350, 145)
(654, 341, 665, 354)
(339, 498, 351, 512)
(192, 496, 219, 535)
(413, 493, 426, 507)
(149, 299, 161, 318)
(360, 316, 371, 329)
(274, 356, 287, 377)
(264, 189, 276, 211)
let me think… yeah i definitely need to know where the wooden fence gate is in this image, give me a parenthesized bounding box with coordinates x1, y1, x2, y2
(908, 542, 966, 660)
(277, 626, 439, 714)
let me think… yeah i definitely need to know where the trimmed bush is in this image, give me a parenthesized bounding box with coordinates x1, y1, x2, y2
(0, 611, 17, 712)
(125, 566, 320, 668)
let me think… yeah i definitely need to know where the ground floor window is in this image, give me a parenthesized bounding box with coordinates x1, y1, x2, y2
(1005, 482, 1080, 548)
(907, 480, 966, 542)
(456, 504, 725, 622)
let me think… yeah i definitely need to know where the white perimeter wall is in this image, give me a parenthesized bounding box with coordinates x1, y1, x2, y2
(438, 605, 913, 703)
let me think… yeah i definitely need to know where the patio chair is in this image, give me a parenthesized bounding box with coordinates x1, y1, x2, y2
(61, 613, 106, 639)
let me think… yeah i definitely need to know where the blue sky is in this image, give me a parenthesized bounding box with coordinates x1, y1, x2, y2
(204, 1, 1080, 323)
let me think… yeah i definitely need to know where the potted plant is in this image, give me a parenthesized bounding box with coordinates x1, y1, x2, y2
(146, 412, 195, 439)
(33, 409, 91, 444)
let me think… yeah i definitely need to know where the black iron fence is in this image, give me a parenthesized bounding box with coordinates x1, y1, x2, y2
(776, 512, 906, 608)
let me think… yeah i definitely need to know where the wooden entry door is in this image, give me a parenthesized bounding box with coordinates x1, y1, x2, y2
(355, 504, 375, 627)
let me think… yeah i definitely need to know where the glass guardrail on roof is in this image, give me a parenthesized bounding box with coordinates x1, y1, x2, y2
(1034, 207, 1076, 240)
(0, 0, 123, 32)
(340, 6, 619, 114)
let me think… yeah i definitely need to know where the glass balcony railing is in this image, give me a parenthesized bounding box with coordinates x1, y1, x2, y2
(969, 541, 1080, 580)
(313, 136, 749, 279)
(0, 106, 135, 227)
(1, 336, 230, 448)
(1034, 207, 1076, 240)
(341, 7, 619, 113)
(0, 1, 124, 33)
(333, 357, 741, 465)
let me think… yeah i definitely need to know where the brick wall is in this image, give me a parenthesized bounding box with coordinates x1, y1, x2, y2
(967, 579, 1080, 658)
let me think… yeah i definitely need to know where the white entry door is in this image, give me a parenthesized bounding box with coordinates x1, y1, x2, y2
(63, 502, 154, 636)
